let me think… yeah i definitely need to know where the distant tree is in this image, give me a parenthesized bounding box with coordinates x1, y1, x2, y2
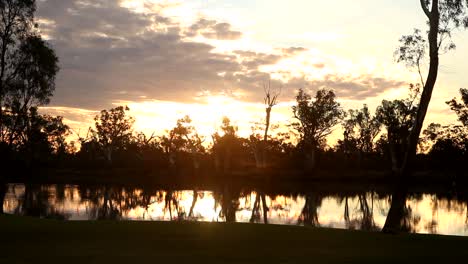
(212, 117, 248, 173)
(29, 111, 70, 155)
(161, 115, 205, 171)
(376, 85, 419, 173)
(341, 104, 381, 166)
(447, 88, 468, 126)
(125, 132, 165, 167)
(2, 107, 69, 166)
(292, 88, 344, 170)
(161, 115, 194, 154)
(251, 82, 280, 169)
(397, 0, 468, 176)
(90, 106, 134, 163)
(263, 82, 280, 142)
(418, 88, 468, 168)
(0, 1, 59, 143)
(423, 123, 467, 153)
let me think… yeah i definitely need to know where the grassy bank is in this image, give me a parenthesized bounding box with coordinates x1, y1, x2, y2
(1, 215, 468, 263)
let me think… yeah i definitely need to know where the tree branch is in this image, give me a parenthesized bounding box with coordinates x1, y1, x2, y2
(420, 0, 431, 19)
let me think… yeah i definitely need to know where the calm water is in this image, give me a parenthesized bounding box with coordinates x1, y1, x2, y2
(2, 183, 468, 236)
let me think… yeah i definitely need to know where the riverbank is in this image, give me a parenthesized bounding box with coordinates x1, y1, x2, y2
(1, 214, 467, 263)
(2, 167, 466, 189)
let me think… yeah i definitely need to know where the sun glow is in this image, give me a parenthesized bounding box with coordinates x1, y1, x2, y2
(121, 96, 293, 142)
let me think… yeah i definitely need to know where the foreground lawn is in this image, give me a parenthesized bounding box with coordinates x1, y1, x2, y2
(1, 215, 468, 263)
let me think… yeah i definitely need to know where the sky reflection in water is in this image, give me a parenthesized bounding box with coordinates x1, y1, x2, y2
(3, 184, 467, 236)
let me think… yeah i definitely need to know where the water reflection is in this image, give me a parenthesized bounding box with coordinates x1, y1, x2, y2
(2, 183, 468, 236)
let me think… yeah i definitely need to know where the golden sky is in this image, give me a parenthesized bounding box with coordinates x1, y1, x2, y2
(37, 0, 468, 145)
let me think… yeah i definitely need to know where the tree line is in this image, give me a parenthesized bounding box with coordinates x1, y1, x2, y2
(3, 82, 468, 177)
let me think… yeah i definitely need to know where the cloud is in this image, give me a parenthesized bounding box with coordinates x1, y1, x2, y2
(280, 47, 307, 55)
(36, 0, 406, 111)
(186, 18, 242, 40)
(234, 50, 282, 69)
(283, 75, 405, 101)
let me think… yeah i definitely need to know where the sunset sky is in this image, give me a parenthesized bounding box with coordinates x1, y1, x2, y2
(37, 0, 468, 144)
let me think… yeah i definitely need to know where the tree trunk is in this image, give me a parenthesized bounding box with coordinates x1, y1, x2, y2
(261, 107, 272, 169)
(214, 151, 221, 173)
(389, 142, 400, 174)
(401, 0, 440, 177)
(223, 147, 231, 173)
(253, 143, 263, 169)
(306, 145, 316, 170)
(264, 108, 271, 142)
(357, 150, 363, 170)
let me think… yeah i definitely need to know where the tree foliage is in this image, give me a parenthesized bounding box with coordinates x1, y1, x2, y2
(447, 88, 468, 126)
(342, 105, 381, 154)
(0, 0, 59, 149)
(376, 85, 420, 171)
(92, 106, 134, 150)
(292, 88, 344, 148)
(161, 115, 204, 155)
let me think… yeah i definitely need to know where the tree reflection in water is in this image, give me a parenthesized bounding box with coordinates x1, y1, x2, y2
(382, 187, 422, 233)
(341, 194, 377, 231)
(214, 185, 240, 223)
(188, 189, 199, 218)
(297, 193, 321, 227)
(250, 191, 269, 224)
(8, 184, 70, 219)
(3, 183, 468, 236)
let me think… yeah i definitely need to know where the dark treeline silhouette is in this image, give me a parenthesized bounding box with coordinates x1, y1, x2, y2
(4, 84, 467, 184)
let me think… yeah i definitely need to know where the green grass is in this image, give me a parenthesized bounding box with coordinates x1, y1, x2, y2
(1, 214, 468, 263)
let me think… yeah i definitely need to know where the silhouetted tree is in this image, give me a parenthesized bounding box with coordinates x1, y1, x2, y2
(447, 88, 468, 126)
(212, 117, 247, 173)
(21, 108, 69, 165)
(340, 104, 381, 167)
(127, 132, 165, 168)
(416, 88, 468, 170)
(376, 85, 419, 173)
(0, 1, 59, 145)
(161, 115, 205, 173)
(89, 106, 134, 164)
(292, 88, 344, 170)
(422, 123, 467, 151)
(398, 0, 468, 176)
(252, 82, 280, 169)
